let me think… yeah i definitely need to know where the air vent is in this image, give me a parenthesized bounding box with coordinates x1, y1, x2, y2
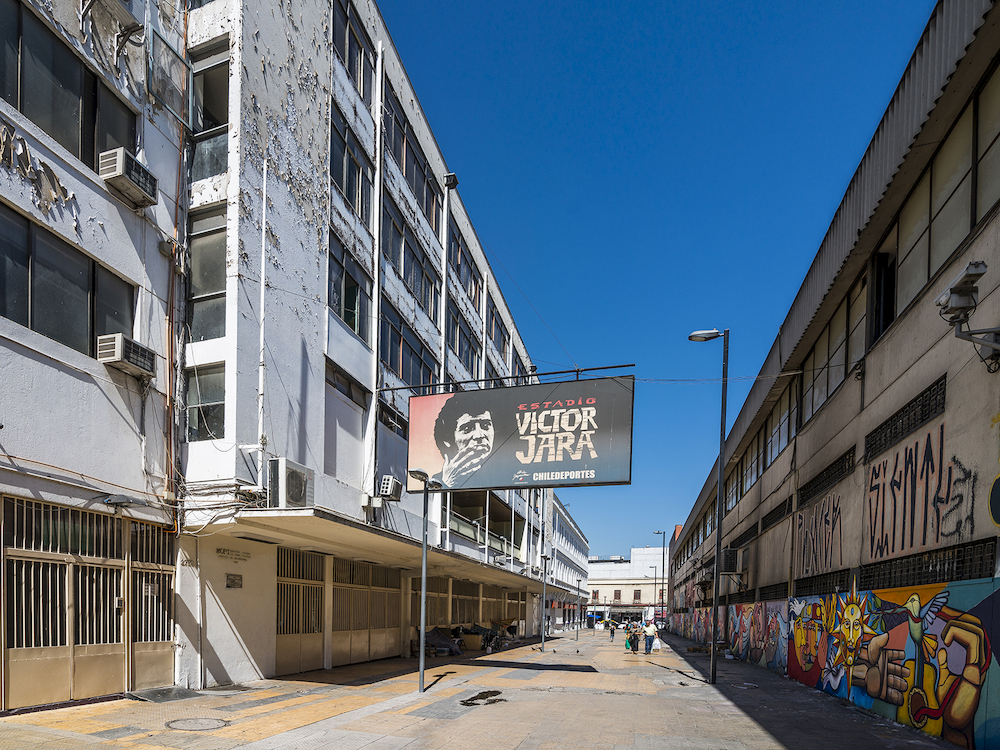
(267, 458, 315, 509)
(719, 548, 739, 574)
(97, 333, 155, 377)
(378, 475, 402, 500)
(99, 148, 158, 207)
(95, 0, 144, 29)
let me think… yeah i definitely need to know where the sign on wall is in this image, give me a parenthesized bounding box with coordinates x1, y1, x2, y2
(407, 376, 634, 491)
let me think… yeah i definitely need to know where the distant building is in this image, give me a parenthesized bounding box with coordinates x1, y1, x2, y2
(588, 546, 668, 624)
(668, 1, 1000, 746)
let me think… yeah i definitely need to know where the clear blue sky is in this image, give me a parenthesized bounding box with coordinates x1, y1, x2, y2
(376, 0, 939, 557)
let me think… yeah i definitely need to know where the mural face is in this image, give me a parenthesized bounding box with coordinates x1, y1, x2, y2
(726, 601, 787, 674)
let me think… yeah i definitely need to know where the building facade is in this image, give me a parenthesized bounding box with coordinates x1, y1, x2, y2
(668, 1, 1000, 746)
(542, 494, 589, 630)
(0, 0, 587, 710)
(588, 546, 668, 625)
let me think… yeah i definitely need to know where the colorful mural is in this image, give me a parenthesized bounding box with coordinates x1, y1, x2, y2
(728, 601, 788, 674)
(788, 578, 1000, 749)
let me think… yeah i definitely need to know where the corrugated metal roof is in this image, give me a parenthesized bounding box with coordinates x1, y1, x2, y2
(675, 0, 996, 547)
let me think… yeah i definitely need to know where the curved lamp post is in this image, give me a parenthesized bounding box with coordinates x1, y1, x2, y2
(408, 468, 442, 693)
(654, 530, 667, 625)
(689, 327, 728, 686)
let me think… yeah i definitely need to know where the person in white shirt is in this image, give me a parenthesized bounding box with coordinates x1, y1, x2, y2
(642, 620, 658, 655)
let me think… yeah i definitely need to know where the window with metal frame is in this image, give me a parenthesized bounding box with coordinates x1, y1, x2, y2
(191, 44, 229, 181)
(379, 298, 438, 394)
(0, 0, 136, 169)
(188, 209, 226, 342)
(446, 297, 481, 375)
(185, 363, 225, 441)
(381, 195, 440, 322)
(383, 84, 441, 232)
(448, 222, 482, 308)
(333, 0, 375, 108)
(331, 103, 373, 223)
(4, 497, 124, 558)
(328, 232, 371, 342)
(487, 296, 509, 360)
(0, 201, 134, 357)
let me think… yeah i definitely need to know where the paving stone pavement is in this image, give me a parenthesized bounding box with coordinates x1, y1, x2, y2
(0, 631, 950, 749)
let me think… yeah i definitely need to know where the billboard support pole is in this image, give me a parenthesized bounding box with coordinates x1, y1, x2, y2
(540, 554, 549, 651)
(408, 469, 441, 693)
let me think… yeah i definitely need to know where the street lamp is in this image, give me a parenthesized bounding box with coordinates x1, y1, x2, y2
(654, 530, 667, 625)
(649, 566, 657, 621)
(540, 554, 550, 652)
(576, 577, 581, 640)
(408, 468, 442, 693)
(688, 327, 728, 686)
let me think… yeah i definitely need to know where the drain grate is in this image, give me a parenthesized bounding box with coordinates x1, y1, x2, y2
(165, 718, 229, 731)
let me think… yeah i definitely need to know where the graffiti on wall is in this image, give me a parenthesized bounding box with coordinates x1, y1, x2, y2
(788, 578, 1000, 749)
(866, 423, 978, 563)
(728, 601, 788, 674)
(797, 493, 843, 577)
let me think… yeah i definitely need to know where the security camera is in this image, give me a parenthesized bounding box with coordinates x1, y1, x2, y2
(935, 261, 987, 318)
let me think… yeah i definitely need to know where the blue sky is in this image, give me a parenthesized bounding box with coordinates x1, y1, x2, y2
(376, 1, 939, 556)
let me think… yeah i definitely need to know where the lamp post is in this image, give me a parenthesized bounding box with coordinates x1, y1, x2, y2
(689, 327, 728, 686)
(540, 554, 550, 651)
(654, 530, 666, 625)
(649, 566, 657, 622)
(576, 578, 581, 640)
(408, 468, 442, 693)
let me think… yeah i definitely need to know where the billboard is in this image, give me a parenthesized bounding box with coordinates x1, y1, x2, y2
(407, 376, 634, 491)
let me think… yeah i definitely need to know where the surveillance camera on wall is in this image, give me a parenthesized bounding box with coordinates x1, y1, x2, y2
(935, 261, 987, 317)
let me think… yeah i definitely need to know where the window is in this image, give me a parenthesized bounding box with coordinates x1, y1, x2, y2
(380, 299, 438, 394)
(331, 103, 373, 223)
(381, 195, 440, 322)
(801, 274, 865, 422)
(485, 360, 500, 388)
(513, 355, 529, 385)
(613, 589, 621, 601)
(333, 0, 374, 107)
(326, 361, 369, 410)
(591, 590, 598, 601)
(377, 402, 408, 439)
(186, 364, 224, 441)
(191, 45, 229, 181)
(0, 201, 133, 355)
(447, 298, 481, 375)
(383, 85, 442, 232)
(487, 296, 509, 360)
(188, 209, 226, 341)
(448, 222, 481, 307)
(633, 590, 641, 602)
(328, 233, 370, 342)
(0, 1, 136, 170)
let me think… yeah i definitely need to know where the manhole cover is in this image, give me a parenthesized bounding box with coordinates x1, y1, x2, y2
(165, 718, 229, 731)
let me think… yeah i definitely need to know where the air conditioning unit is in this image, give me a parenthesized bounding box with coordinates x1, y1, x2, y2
(95, 0, 144, 29)
(267, 458, 315, 509)
(97, 333, 155, 378)
(363, 496, 383, 509)
(720, 548, 739, 574)
(378, 475, 402, 500)
(99, 148, 158, 208)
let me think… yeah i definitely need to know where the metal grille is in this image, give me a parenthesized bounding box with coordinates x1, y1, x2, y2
(302, 585, 323, 633)
(277, 582, 301, 636)
(412, 576, 447, 594)
(74, 565, 122, 645)
(758, 582, 789, 601)
(731, 523, 759, 549)
(865, 375, 946, 460)
(332, 587, 351, 631)
(351, 588, 370, 630)
(798, 448, 856, 507)
(132, 522, 175, 565)
(726, 588, 756, 605)
(371, 564, 400, 589)
(4, 498, 123, 558)
(132, 570, 173, 642)
(5, 559, 67, 648)
(331, 557, 370, 586)
(858, 539, 996, 590)
(371, 590, 387, 629)
(761, 498, 793, 532)
(387, 587, 400, 627)
(277, 548, 324, 581)
(793, 569, 851, 598)
(453, 580, 477, 597)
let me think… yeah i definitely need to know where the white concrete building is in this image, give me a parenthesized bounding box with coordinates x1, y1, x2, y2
(0, 0, 590, 709)
(588, 545, 669, 625)
(0, 0, 184, 709)
(542, 494, 589, 630)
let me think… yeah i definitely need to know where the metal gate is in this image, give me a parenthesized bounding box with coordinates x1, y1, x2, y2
(2, 498, 175, 709)
(275, 548, 324, 675)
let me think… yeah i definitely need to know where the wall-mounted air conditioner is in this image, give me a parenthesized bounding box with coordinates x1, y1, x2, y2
(720, 548, 739, 574)
(267, 458, 315, 509)
(95, 0, 145, 29)
(97, 333, 155, 378)
(99, 148, 158, 208)
(378, 475, 402, 500)
(363, 496, 383, 509)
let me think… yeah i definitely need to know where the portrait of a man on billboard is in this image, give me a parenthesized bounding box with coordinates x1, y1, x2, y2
(407, 376, 634, 492)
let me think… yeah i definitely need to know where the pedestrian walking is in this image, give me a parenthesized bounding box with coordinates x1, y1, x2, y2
(642, 619, 658, 655)
(608, 621, 615, 641)
(630, 622, 640, 654)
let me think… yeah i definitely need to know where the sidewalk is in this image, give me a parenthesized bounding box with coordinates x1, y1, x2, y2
(0, 631, 947, 749)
